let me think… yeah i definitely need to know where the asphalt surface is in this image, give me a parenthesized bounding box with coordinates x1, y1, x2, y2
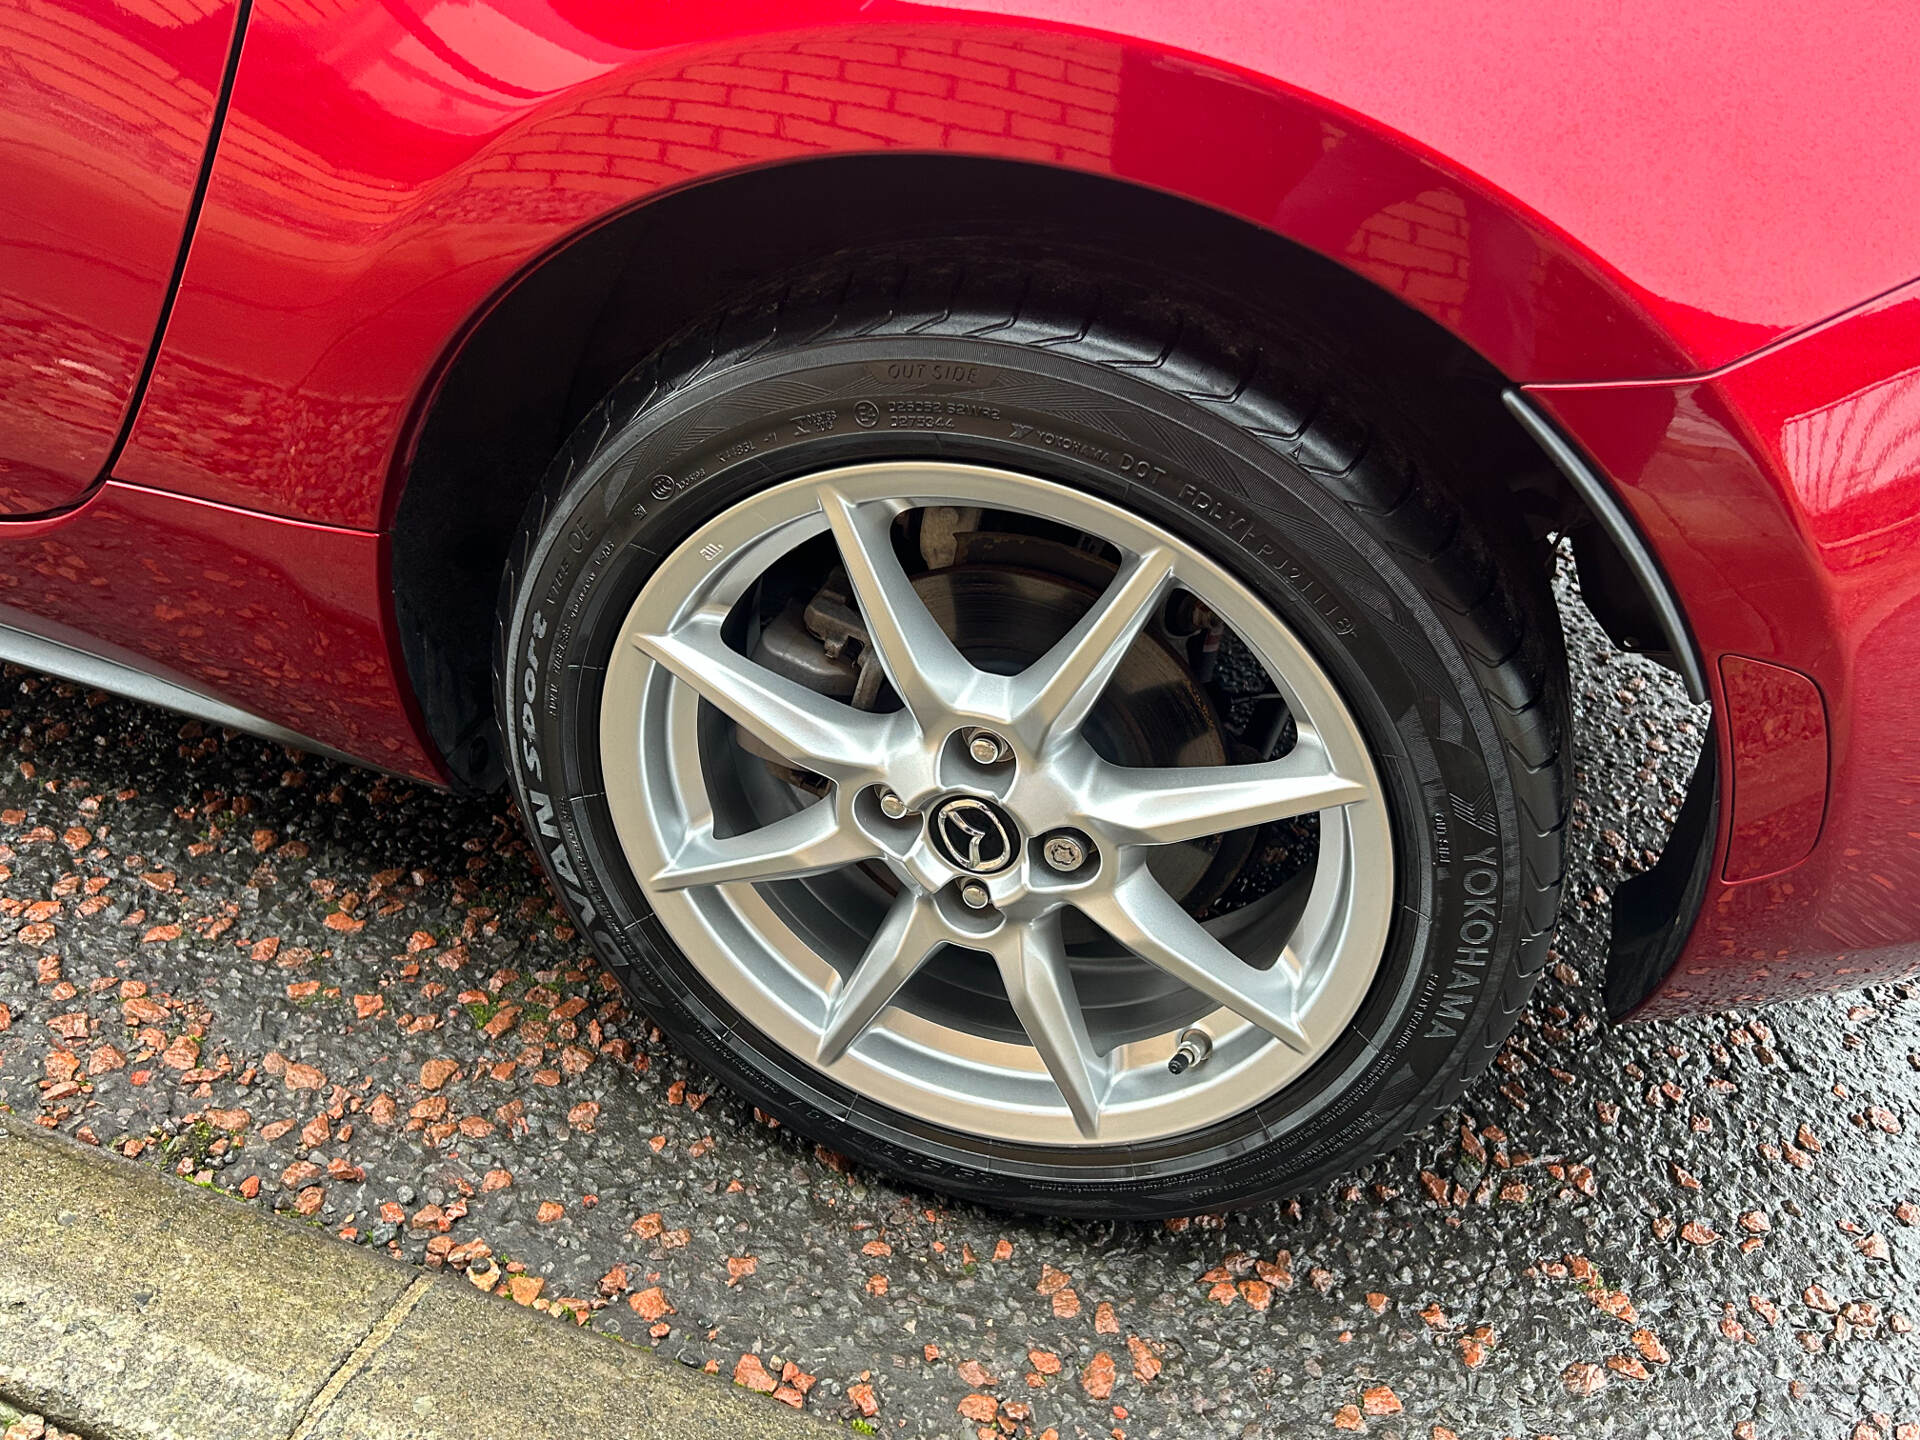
(2, 563, 1918, 1440)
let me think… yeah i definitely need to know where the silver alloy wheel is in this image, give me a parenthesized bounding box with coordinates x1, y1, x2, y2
(599, 461, 1394, 1147)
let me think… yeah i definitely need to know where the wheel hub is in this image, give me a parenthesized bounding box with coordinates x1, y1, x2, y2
(927, 793, 1021, 875)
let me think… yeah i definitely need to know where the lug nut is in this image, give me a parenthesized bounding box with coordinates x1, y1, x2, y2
(1041, 832, 1089, 873)
(967, 731, 1008, 765)
(959, 880, 992, 910)
(1167, 1027, 1213, 1076)
(877, 789, 909, 820)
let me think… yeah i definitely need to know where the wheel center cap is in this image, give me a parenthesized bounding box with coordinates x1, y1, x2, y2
(928, 794, 1021, 875)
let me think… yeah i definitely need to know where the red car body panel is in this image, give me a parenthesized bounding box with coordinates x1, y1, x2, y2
(0, 479, 436, 774)
(0, 0, 240, 514)
(4, 0, 1920, 1016)
(112, 0, 1920, 526)
(113, 3, 1717, 528)
(1534, 278, 1920, 1015)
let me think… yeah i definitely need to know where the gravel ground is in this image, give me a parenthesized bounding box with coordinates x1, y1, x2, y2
(3, 563, 1918, 1440)
(1, 1402, 77, 1440)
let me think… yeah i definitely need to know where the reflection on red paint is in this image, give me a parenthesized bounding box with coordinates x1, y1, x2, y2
(1720, 656, 1827, 883)
(0, 0, 238, 514)
(0, 482, 440, 780)
(103, 0, 1920, 531)
(113, 2, 1712, 526)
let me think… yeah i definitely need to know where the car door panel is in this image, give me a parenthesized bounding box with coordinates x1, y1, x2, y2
(0, 0, 240, 514)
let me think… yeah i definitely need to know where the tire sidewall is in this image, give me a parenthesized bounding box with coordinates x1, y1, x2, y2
(501, 335, 1526, 1215)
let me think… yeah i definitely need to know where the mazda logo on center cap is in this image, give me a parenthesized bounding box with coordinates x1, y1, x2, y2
(929, 795, 1020, 875)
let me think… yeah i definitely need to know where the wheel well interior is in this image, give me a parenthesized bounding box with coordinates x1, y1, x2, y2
(390, 152, 1651, 792)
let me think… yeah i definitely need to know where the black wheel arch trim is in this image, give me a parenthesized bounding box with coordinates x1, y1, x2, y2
(1501, 388, 1718, 1017)
(1604, 724, 1719, 1019)
(1501, 387, 1708, 704)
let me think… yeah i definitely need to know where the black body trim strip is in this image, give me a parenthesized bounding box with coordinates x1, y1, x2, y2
(1502, 387, 1709, 704)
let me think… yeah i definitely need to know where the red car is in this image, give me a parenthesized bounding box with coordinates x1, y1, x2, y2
(4, 0, 1915, 1216)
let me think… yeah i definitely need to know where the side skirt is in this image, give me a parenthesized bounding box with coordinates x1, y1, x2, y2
(0, 619, 365, 772)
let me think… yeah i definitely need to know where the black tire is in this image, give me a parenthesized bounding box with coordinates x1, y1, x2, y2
(495, 256, 1569, 1217)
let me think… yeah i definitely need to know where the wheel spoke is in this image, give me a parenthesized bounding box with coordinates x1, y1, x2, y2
(818, 486, 973, 723)
(1080, 867, 1311, 1051)
(651, 801, 879, 891)
(1079, 740, 1367, 848)
(633, 610, 894, 779)
(993, 912, 1110, 1137)
(817, 893, 949, 1064)
(603, 461, 1397, 1150)
(1013, 547, 1177, 749)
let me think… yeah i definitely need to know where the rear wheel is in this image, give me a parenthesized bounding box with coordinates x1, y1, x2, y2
(497, 258, 1568, 1216)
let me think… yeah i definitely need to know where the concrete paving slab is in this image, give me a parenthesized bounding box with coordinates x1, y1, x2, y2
(0, 1115, 410, 1440)
(304, 1280, 832, 1440)
(0, 1119, 835, 1440)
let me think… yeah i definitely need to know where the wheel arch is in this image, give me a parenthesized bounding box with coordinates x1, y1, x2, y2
(393, 150, 1707, 795)
(382, 22, 1720, 794)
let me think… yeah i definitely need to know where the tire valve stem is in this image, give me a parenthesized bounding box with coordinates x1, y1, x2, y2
(1192, 611, 1224, 684)
(1167, 1027, 1212, 1076)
